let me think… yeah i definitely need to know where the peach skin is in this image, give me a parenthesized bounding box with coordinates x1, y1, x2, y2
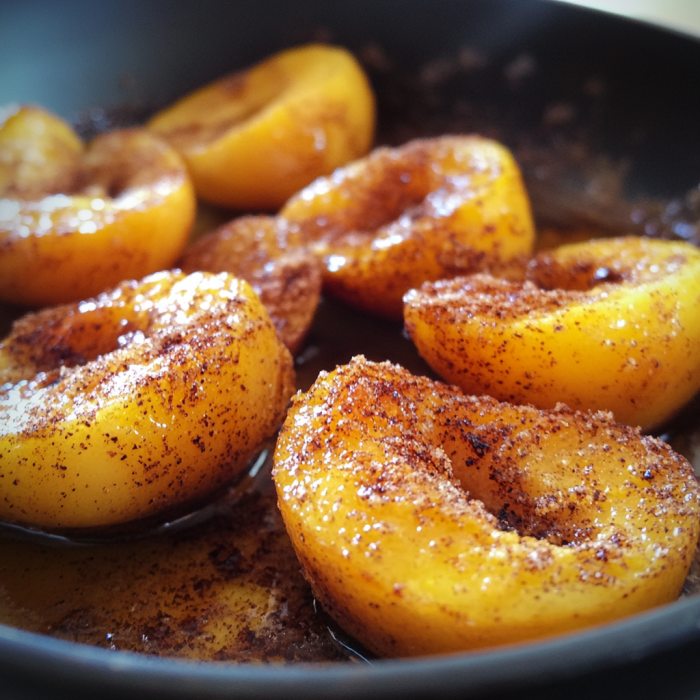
(0, 104, 83, 197)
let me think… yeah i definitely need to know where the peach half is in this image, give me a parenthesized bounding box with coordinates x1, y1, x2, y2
(404, 237, 700, 429)
(148, 43, 375, 209)
(0, 270, 295, 530)
(273, 357, 699, 657)
(0, 106, 196, 307)
(179, 215, 321, 355)
(0, 103, 83, 197)
(281, 135, 535, 318)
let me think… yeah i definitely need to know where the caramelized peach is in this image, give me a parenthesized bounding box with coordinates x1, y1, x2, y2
(405, 237, 700, 429)
(0, 270, 295, 530)
(273, 356, 700, 657)
(179, 215, 321, 354)
(0, 108, 196, 307)
(148, 43, 375, 209)
(0, 104, 82, 197)
(281, 135, 535, 318)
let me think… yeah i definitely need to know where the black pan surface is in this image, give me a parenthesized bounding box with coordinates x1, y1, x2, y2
(1, 1, 700, 698)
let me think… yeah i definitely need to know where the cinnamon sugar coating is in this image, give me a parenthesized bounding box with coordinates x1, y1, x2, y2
(405, 237, 700, 429)
(179, 216, 322, 355)
(0, 270, 295, 529)
(273, 356, 700, 657)
(280, 135, 535, 318)
(0, 108, 195, 307)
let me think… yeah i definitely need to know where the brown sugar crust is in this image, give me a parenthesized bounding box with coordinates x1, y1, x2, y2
(179, 216, 322, 355)
(0, 270, 295, 530)
(273, 356, 700, 657)
(280, 135, 535, 318)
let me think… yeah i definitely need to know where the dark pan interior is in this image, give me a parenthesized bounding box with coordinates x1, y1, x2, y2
(1, 0, 700, 698)
(3, 0, 700, 197)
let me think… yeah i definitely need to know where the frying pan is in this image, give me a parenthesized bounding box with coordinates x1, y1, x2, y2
(1, 0, 700, 698)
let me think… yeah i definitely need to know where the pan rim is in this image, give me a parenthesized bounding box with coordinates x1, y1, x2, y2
(2, 594, 700, 696)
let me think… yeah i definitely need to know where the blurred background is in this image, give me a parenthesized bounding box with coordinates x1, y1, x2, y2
(559, 0, 700, 37)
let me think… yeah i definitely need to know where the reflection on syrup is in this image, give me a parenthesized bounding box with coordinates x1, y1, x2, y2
(0, 468, 346, 662)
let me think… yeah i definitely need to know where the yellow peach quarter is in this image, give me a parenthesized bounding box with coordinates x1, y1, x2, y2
(0, 270, 295, 530)
(148, 43, 375, 209)
(273, 357, 700, 657)
(404, 237, 700, 429)
(281, 135, 535, 318)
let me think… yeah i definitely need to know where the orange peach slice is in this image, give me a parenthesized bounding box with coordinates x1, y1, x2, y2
(179, 215, 322, 355)
(0, 270, 295, 530)
(281, 135, 535, 318)
(148, 43, 375, 209)
(273, 356, 700, 657)
(0, 107, 196, 307)
(404, 237, 700, 429)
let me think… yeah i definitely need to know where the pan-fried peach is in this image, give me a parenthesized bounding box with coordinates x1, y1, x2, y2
(281, 135, 535, 318)
(0, 108, 196, 307)
(0, 270, 295, 530)
(405, 237, 700, 429)
(0, 104, 83, 197)
(273, 356, 700, 657)
(179, 215, 321, 354)
(148, 43, 375, 209)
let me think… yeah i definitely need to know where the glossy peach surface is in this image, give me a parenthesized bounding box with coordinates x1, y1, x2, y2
(148, 43, 375, 209)
(0, 270, 295, 529)
(281, 135, 535, 318)
(405, 237, 700, 429)
(273, 356, 700, 657)
(0, 107, 196, 307)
